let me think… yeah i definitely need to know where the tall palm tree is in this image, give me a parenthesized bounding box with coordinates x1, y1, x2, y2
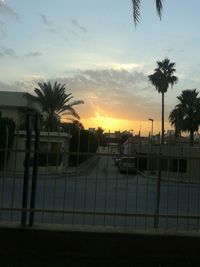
(27, 81, 84, 131)
(132, 0, 164, 25)
(148, 58, 178, 144)
(169, 89, 200, 146)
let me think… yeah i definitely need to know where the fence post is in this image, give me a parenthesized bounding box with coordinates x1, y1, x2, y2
(29, 113, 40, 226)
(21, 113, 31, 226)
(154, 146, 162, 228)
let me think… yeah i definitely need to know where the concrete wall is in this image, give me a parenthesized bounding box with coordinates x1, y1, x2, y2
(0, 226, 200, 263)
(124, 143, 200, 182)
(0, 107, 20, 126)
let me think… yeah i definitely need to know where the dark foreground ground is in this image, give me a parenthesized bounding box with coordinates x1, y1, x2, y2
(1, 225, 200, 267)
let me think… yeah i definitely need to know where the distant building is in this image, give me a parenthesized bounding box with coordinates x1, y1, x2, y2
(89, 128, 96, 133)
(123, 135, 149, 155)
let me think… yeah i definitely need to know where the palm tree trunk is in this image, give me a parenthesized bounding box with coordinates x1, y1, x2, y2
(190, 131, 194, 146)
(161, 92, 164, 144)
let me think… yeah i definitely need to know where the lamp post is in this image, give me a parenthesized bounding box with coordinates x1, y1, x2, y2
(148, 118, 154, 138)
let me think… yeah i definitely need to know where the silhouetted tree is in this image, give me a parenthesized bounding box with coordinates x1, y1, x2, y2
(149, 58, 178, 144)
(169, 107, 183, 139)
(169, 89, 200, 146)
(26, 81, 84, 131)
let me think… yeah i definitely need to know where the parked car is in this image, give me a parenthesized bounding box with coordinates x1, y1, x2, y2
(118, 157, 137, 174)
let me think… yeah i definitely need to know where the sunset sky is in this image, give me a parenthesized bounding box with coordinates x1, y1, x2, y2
(0, 0, 200, 135)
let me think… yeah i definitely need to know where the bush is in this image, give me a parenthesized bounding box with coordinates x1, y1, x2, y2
(69, 129, 98, 166)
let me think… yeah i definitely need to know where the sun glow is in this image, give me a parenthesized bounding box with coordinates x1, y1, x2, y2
(81, 112, 171, 136)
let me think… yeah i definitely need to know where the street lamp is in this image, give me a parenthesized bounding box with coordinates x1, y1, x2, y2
(148, 118, 154, 138)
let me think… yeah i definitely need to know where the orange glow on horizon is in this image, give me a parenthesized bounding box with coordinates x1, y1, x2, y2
(80, 113, 172, 136)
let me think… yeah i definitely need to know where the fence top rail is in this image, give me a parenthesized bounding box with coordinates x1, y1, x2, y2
(16, 131, 72, 138)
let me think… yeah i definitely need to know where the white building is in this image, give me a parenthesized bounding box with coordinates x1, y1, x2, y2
(0, 91, 71, 174)
(0, 91, 42, 127)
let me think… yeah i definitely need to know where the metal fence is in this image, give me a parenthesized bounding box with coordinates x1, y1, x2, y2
(1, 123, 200, 233)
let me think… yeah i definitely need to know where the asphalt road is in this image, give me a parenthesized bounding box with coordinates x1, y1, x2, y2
(1, 155, 200, 231)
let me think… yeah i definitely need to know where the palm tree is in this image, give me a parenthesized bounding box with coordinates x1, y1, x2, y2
(148, 58, 178, 144)
(169, 107, 183, 139)
(132, 0, 164, 25)
(169, 89, 200, 146)
(27, 81, 84, 131)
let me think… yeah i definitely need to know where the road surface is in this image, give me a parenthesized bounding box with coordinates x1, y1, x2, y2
(1, 155, 200, 231)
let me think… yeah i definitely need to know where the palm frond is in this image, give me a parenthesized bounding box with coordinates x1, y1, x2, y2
(132, 0, 164, 25)
(62, 106, 80, 120)
(156, 0, 163, 20)
(132, 0, 140, 25)
(28, 81, 84, 131)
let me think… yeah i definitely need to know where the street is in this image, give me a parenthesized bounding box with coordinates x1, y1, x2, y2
(1, 155, 200, 231)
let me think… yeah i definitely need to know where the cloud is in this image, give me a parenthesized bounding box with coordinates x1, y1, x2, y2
(0, 69, 177, 129)
(71, 19, 87, 33)
(0, 46, 16, 57)
(47, 69, 163, 122)
(0, 80, 30, 91)
(39, 13, 60, 34)
(0, 2, 20, 21)
(25, 51, 43, 57)
(40, 13, 54, 26)
(0, 20, 6, 37)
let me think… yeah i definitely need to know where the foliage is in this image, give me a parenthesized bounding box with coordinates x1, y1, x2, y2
(0, 117, 15, 169)
(132, 0, 163, 25)
(61, 120, 84, 133)
(169, 89, 200, 146)
(26, 81, 84, 131)
(148, 58, 178, 144)
(169, 107, 183, 138)
(96, 127, 106, 146)
(66, 125, 99, 166)
(148, 58, 178, 94)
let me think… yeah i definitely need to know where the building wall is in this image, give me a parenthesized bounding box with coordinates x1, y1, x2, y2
(0, 107, 20, 126)
(5, 131, 71, 174)
(124, 143, 200, 182)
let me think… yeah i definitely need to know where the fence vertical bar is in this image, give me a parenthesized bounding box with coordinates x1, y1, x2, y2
(10, 130, 19, 222)
(42, 130, 50, 223)
(145, 138, 151, 229)
(103, 130, 110, 226)
(82, 129, 91, 225)
(72, 128, 80, 225)
(0, 125, 9, 221)
(52, 128, 60, 224)
(154, 145, 162, 228)
(21, 113, 31, 226)
(29, 113, 40, 226)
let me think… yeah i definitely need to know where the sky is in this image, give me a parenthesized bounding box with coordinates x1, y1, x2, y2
(0, 0, 200, 135)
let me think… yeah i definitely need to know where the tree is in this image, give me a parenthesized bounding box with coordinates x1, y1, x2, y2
(148, 58, 178, 144)
(27, 81, 84, 131)
(95, 127, 106, 146)
(169, 89, 200, 146)
(132, 0, 163, 25)
(169, 107, 182, 139)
